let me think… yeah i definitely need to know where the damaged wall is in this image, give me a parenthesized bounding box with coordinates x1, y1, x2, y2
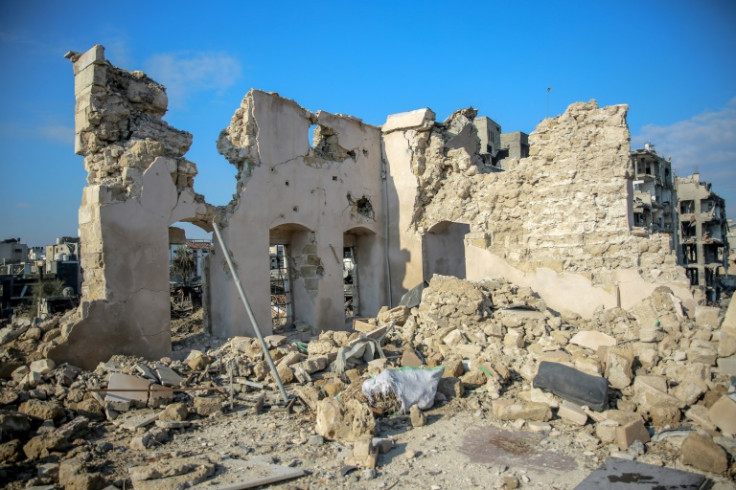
(49, 45, 212, 369)
(211, 90, 387, 337)
(57, 44, 697, 367)
(381, 101, 693, 316)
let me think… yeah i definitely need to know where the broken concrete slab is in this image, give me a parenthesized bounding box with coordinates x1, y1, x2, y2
(382, 108, 435, 134)
(558, 402, 588, 426)
(569, 331, 616, 352)
(104, 373, 151, 412)
(574, 457, 710, 489)
(492, 399, 552, 421)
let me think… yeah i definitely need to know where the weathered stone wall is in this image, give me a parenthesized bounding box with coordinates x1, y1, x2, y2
(49, 45, 211, 368)
(209, 90, 387, 337)
(383, 101, 692, 316)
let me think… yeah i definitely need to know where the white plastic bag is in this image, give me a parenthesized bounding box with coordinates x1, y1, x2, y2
(362, 367, 444, 414)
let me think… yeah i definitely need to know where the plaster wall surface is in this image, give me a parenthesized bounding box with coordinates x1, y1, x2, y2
(210, 90, 386, 336)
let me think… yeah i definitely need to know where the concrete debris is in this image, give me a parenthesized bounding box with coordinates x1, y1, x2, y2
(1, 45, 735, 487)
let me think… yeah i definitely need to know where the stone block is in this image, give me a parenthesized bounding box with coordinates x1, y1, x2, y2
(716, 331, 736, 357)
(716, 355, 736, 376)
(680, 433, 728, 474)
(410, 405, 426, 427)
(694, 305, 721, 329)
(315, 398, 374, 442)
(557, 401, 587, 425)
(707, 395, 736, 435)
(401, 348, 424, 367)
(105, 373, 151, 412)
(492, 399, 552, 421)
(647, 404, 680, 428)
(193, 397, 222, 417)
(382, 108, 435, 133)
(616, 419, 650, 450)
(604, 349, 633, 389)
(688, 340, 717, 366)
(72, 45, 105, 75)
(569, 331, 616, 352)
(29, 359, 55, 376)
(685, 405, 717, 432)
(18, 399, 64, 421)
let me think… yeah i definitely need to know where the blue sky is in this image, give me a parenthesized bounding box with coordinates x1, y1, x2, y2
(1, 0, 735, 246)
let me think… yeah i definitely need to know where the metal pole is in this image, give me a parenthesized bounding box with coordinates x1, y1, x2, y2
(212, 221, 289, 404)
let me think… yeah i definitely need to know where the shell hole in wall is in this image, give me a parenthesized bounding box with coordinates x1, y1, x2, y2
(308, 124, 317, 148)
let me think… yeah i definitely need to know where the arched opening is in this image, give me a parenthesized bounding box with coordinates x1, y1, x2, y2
(270, 223, 315, 331)
(343, 226, 381, 322)
(423, 221, 470, 280)
(168, 222, 212, 327)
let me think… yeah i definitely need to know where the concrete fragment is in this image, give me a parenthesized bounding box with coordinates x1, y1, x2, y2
(315, 398, 375, 442)
(616, 419, 650, 450)
(155, 365, 183, 386)
(569, 330, 616, 351)
(647, 404, 680, 428)
(410, 405, 426, 427)
(685, 405, 717, 432)
(492, 399, 552, 421)
(557, 401, 588, 425)
(104, 373, 151, 412)
(694, 305, 721, 328)
(716, 355, 736, 376)
(604, 349, 633, 389)
(193, 397, 222, 417)
(18, 399, 64, 421)
(707, 395, 736, 434)
(29, 359, 55, 376)
(401, 348, 424, 367)
(382, 108, 435, 133)
(680, 433, 728, 474)
(344, 435, 378, 469)
(159, 402, 188, 422)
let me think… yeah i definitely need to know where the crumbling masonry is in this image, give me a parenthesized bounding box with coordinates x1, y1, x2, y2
(50, 45, 693, 368)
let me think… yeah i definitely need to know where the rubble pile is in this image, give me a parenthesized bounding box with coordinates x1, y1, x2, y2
(1, 274, 735, 487)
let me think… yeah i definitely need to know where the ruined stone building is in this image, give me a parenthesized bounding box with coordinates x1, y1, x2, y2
(630, 143, 676, 234)
(49, 45, 697, 368)
(675, 173, 730, 300)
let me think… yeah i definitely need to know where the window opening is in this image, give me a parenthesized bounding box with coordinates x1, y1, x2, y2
(270, 244, 292, 330)
(343, 246, 359, 320)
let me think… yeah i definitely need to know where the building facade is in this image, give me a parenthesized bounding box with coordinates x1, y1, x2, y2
(675, 173, 730, 301)
(630, 143, 676, 234)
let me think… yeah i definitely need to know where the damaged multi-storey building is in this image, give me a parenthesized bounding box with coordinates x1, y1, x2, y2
(675, 173, 730, 301)
(49, 45, 696, 369)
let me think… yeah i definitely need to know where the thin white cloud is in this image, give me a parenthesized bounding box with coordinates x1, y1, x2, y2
(39, 124, 75, 145)
(0, 122, 74, 145)
(632, 97, 736, 175)
(14, 202, 30, 209)
(143, 51, 242, 109)
(632, 97, 736, 217)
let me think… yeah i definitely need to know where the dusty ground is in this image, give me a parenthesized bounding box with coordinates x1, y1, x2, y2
(2, 297, 736, 489)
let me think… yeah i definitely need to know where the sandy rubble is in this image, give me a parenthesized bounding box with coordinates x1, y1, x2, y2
(0, 275, 735, 489)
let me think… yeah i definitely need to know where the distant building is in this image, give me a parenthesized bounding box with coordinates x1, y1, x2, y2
(0, 238, 29, 265)
(675, 173, 729, 301)
(497, 131, 530, 169)
(45, 237, 81, 295)
(630, 143, 676, 234)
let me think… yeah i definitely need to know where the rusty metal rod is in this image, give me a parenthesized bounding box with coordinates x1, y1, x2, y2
(212, 221, 289, 404)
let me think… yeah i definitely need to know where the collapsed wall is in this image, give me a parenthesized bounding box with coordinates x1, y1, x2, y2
(382, 101, 693, 316)
(54, 45, 696, 367)
(49, 46, 212, 369)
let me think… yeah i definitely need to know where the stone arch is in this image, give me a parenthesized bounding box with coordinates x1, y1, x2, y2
(423, 220, 470, 280)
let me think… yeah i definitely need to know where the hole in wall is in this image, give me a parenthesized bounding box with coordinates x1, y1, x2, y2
(308, 124, 318, 148)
